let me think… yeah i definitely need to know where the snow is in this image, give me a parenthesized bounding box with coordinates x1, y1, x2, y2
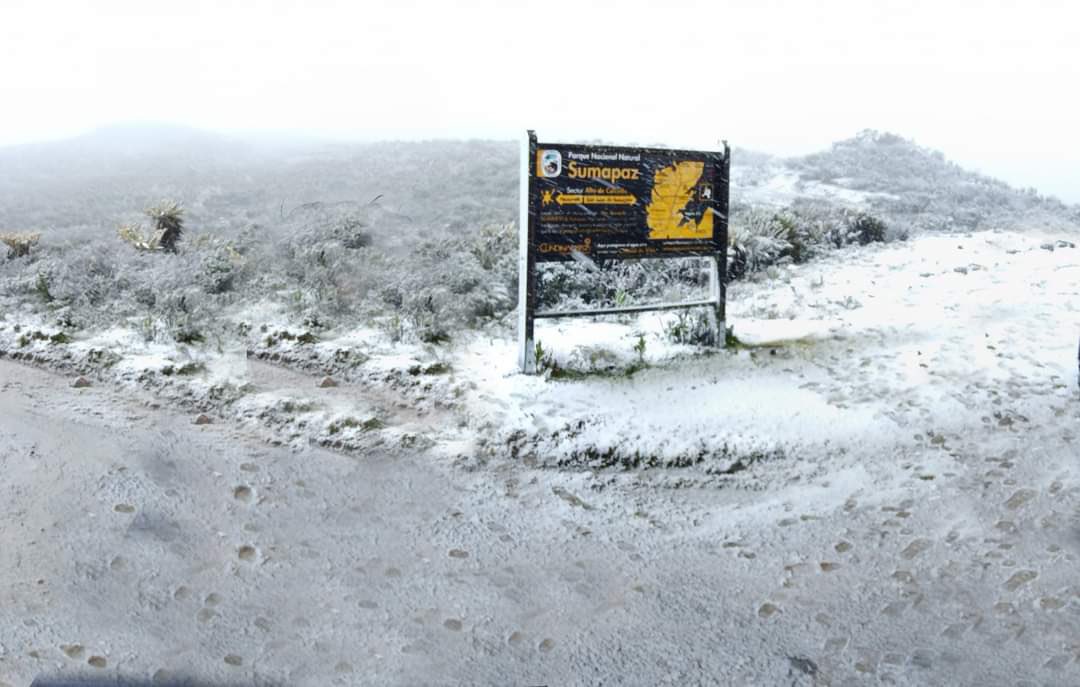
(739, 171, 900, 208)
(3, 227, 1075, 477)
(452, 228, 1080, 477)
(4, 223, 1080, 685)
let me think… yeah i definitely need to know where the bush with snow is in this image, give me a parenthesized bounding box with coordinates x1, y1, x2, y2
(1, 232, 40, 259)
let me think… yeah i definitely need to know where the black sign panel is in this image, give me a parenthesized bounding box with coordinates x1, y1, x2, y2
(527, 140, 729, 262)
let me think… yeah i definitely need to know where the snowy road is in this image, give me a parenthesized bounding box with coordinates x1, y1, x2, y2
(3, 353, 1080, 687)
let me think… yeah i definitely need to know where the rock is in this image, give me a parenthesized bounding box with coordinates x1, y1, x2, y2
(71, 376, 91, 388)
(318, 376, 338, 388)
(193, 414, 213, 425)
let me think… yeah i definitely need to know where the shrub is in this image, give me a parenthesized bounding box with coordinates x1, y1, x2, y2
(535, 257, 708, 311)
(147, 201, 185, 253)
(117, 224, 161, 252)
(118, 200, 185, 253)
(851, 212, 887, 245)
(728, 209, 791, 278)
(1, 232, 41, 259)
(663, 309, 716, 345)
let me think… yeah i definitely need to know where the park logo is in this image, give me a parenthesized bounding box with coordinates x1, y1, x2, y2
(538, 149, 562, 177)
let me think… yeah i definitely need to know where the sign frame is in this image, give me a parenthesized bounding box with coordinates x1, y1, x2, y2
(518, 130, 730, 373)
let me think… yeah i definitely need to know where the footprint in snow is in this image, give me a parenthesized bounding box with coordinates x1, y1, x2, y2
(900, 539, 932, 560)
(60, 644, 84, 659)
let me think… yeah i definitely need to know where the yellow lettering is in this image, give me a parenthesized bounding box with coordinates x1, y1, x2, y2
(566, 161, 640, 181)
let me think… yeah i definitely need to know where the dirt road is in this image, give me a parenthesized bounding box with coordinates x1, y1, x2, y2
(2, 358, 1079, 686)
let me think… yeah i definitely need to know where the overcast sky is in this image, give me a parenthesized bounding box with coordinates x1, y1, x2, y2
(2, 0, 1078, 201)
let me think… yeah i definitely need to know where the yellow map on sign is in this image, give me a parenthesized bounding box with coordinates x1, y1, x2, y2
(646, 161, 713, 239)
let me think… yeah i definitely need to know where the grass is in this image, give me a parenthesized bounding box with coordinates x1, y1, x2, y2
(721, 325, 822, 353)
(547, 360, 649, 381)
(408, 361, 451, 376)
(161, 361, 206, 376)
(15, 330, 70, 347)
(264, 330, 319, 347)
(328, 416, 384, 434)
(279, 399, 317, 413)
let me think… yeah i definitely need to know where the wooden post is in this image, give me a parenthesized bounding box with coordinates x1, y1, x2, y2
(717, 142, 730, 347)
(706, 143, 730, 348)
(518, 130, 539, 373)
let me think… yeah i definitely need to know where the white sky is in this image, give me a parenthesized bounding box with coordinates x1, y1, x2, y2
(2, 0, 1078, 201)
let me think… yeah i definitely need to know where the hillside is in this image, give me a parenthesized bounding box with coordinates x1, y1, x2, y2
(735, 130, 1078, 232)
(1, 126, 1076, 238)
(0, 125, 518, 234)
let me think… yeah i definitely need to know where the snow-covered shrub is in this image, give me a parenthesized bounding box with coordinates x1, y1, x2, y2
(851, 213, 887, 245)
(663, 309, 715, 345)
(1, 232, 40, 259)
(728, 208, 792, 280)
(3, 225, 237, 345)
(386, 223, 518, 338)
(117, 224, 162, 252)
(401, 289, 452, 343)
(820, 210, 890, 248)
(536, 257, 709, 311)
(117, 200, 186, 253)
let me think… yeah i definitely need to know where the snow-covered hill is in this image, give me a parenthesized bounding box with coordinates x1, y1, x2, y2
(735, 130, 1078, 233)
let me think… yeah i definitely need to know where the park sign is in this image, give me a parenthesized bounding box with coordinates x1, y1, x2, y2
(518, 131, 731, 373)
(529, 138, 729, 261)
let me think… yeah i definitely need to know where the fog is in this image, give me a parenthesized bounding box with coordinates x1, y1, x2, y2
(2, 0, 1078, 201)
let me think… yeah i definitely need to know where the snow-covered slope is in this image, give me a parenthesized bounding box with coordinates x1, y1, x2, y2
(734, 131, 1078, 233)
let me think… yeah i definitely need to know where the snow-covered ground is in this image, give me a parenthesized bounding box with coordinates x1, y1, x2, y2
(456, 229, 1079, 476)
(738, 170, 902, 208)
(3, 227, 1080, 684)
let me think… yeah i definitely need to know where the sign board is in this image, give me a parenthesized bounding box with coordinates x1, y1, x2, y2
(532, 142, 728, 261)
(518, 131, 730, 373)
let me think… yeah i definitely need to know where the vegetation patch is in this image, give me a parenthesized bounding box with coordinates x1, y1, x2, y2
(501, 421, 785, 472)
(1, 232, 41, 259)
(264, 330, 319, 347)
(117, 201, 185, 253)
(327, 416, 384, 434)
(174, 330, 205, 345)
(160, 361, 206, 376)
(408, 361, 451, 376)
(278, 399, 317, 414)
(15, 330, 70, 347)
